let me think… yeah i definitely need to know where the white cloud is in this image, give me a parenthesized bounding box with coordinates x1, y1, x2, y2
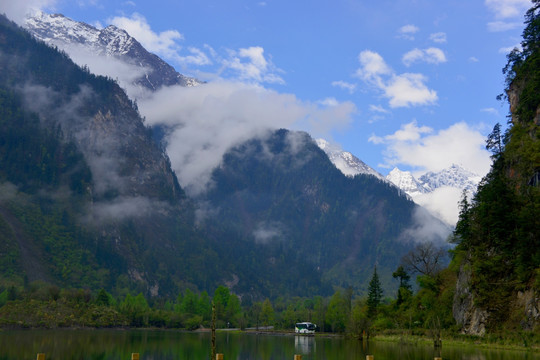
(138, 81, 355, 195)
(108, 14, 212, 67)
(413, 187, 464, 226)
(369, 104, 389, 113)
(332, 80, 357, 93)
(253, 221, 284, 244)
(469, 56, 480, 62)
(400, 206, 451, 243)
(481, 107, 500, 116)
(398, 24, 420, 40)
(319, 97, 340, 107)
(487, 20, 522, 31)
(107, 13, 285, 82)
(0, 0, 57, 24)
(385, 73, 438, 108)
(86, 196, 169, 223)
(369, 120, 491, 175)
(356, 50, 392, 81)
(429, 32, 447, 43)
(402, 47, 447, 67)
(223, 46, 284, 84)
(485, 0, 530, 32)
(108, 13, 184, 59)
(61, 42, 147, 81)
(499, 43, 522, 53)
(485, 0, 530, 19)
(179, 47, 212, 66)
(356, 50, 438, 108)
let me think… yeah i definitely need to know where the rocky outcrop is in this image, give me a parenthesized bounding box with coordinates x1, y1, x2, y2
(452, 260, 488, 336)
(516, 290, 540, 331)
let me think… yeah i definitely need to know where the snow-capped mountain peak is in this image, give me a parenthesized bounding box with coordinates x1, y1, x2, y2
(315, 139, 385, 181)
(387, 164, 481, 199)
(24, 12, 202, 92)
(386, 167, 429, 196)
(419, 164, 482, 193)
(386, 164, 482, 225)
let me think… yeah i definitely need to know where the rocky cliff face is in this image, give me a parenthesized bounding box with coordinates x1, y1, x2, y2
(452, 259, 488, 336)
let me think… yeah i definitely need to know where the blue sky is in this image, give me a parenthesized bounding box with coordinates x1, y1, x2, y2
(1, 0, 532, 180)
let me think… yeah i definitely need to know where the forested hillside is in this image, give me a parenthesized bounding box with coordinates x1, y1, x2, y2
(0, 14, 206, 296)
(197, 129, 448, 298)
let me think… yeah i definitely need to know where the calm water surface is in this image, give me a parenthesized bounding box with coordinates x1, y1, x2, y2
(0, 329, 538, 360)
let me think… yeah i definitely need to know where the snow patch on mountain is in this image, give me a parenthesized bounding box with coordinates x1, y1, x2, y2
(316, 139, 385, 181)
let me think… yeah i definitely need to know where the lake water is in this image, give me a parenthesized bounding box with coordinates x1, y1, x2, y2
(0, 329, 538, 360)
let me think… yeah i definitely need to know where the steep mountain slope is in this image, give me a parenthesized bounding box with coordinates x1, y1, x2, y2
(0, 14, 208, 296)
(25, 12, 201, 92)
(197, 130, 449, 297)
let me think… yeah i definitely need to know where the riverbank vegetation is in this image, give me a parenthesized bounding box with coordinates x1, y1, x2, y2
(0, 262, 537, 350)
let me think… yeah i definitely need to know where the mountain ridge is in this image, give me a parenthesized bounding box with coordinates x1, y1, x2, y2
(315, 139, 386, 181)
(25, 12, 202, 92)
(0, 13, 450, 300)
(387, 164, 481, 198)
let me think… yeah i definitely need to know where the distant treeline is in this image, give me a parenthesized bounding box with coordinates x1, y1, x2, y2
(0, 261, 450, 335)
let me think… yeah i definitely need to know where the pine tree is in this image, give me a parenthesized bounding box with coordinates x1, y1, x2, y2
(367, 267, 383, 318)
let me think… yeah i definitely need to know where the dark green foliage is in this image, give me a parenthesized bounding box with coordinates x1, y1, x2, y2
(392, 265, 411, 290)
(485, 123, 503, 157)
(392, 265, 411, 306)
(326, 289, 349, 332)
(367, 267, 383, 318)
(95, 289, 112, 306)
(453, 0, 540, 333)
(0, 88, 92, 194)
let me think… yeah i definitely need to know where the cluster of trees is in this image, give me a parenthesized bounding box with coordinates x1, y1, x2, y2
(0, 241, 456, 338)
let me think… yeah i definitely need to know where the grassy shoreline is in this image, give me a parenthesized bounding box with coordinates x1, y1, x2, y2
(368, 333, 540, 352)
(216, 328, 540, 352)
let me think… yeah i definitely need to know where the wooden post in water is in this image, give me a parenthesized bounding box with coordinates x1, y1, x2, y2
(36, 354, 45, 360)
(294, 355, 302, 360)
(211, 302, 217, 360)
(366, 355, 374, 360)
(216, 354, 224, 360)
(131, 353, 140, 360)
